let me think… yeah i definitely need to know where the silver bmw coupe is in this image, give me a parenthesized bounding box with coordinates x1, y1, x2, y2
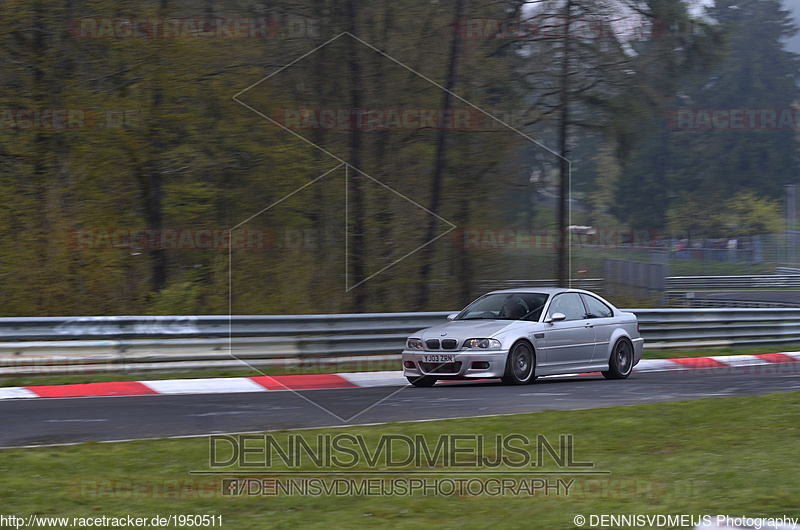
(402, 288, 644, 387)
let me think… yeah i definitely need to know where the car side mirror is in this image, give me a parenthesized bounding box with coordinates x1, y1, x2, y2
(447, 313, 458, 321)
(545, 312, 566, 323)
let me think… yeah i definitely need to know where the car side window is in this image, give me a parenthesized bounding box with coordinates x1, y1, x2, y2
(582, 294, 613, 318)
(547, 293, 587, 321)
(520, 294, 548, 321)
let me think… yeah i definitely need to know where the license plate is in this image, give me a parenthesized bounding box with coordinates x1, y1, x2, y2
(423, 354, 454, 363)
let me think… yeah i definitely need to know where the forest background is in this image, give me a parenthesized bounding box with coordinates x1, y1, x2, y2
(1, 0, 797, 316)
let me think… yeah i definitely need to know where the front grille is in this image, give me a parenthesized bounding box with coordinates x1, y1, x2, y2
(420, 361, 462, 374)
(441, 339, 458, 349)
(425, 339, 440, 349)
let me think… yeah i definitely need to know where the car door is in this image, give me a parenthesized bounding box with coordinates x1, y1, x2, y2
(541, 292, 595, 368)
(581, 293, 616, 364)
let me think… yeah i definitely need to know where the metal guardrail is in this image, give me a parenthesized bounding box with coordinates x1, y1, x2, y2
(2, 308, 800, 375)
(477, 279, 604, 292)
(665, 294, 800, 309)
(666, 275, 800, 290)
(635, 308, 800, 348)
(479, 274, 800, 293)
(0, 313, 449, 341)
(0, 314, 451, 376)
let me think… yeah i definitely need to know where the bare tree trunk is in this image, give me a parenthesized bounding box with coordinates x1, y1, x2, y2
(32, 0, 48, 312)
(557, 0, 573, 288)
(144, 0, 172, 294)
(455, 197, 473, 307)
(311, 0, 335, 307)
(371, 0, 395, 311)
(346, 0, 367, 311)
(417, 0, 465, 309)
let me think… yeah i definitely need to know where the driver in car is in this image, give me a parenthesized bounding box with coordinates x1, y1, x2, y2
(501, 295, 527, 320)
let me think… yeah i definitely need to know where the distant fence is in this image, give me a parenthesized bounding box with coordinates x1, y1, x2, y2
(603, 258, 666, 298)
(2, 308, 800, 375)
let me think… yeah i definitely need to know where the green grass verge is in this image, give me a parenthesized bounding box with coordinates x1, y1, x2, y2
(2, 393, 799, 528)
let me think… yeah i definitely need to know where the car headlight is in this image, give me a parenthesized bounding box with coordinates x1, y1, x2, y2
(464, 338, 502, 349)
(406, 338, 423, 350)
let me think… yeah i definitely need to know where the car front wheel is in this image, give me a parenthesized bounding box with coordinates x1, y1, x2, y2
(501, 341, 536, 385)
(407, 375, 437, 387)
(602, 338, 633, 379)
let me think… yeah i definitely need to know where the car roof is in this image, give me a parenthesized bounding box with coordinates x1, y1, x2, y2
(487, 287, 582, 296)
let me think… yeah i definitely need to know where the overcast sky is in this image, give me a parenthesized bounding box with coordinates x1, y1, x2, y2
(783, 0, 800, 53)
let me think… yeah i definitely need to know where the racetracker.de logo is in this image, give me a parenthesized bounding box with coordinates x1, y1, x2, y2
(455, 16, 655, 41)
(450, 228, 655, 250)
(65, 228, 276, 250)
(0, 109, 95, 130)
(0, 109, 140, 130)
(666, 108, 800, 130)
(272, 108, 484, 131)
(67, 17, 280, 39)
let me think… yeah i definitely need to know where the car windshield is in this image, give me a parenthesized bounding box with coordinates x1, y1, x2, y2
(455, 293, 549, 321)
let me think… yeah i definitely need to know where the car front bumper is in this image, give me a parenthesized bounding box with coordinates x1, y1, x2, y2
(402, 349, 510, 379)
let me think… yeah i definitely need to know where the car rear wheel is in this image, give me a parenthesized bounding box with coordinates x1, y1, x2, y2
(407, 375, 437, 387)
(602, 338, 633, 379)
(501, 341, 536, 385)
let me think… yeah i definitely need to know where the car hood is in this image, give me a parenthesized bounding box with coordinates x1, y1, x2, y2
(415, 319, 529, 342)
